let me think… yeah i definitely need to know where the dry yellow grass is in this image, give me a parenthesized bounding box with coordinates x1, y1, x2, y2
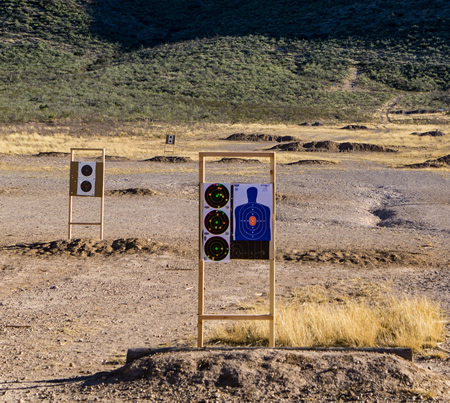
(0, 121, 448, 167)
(207, 296, 445, 351)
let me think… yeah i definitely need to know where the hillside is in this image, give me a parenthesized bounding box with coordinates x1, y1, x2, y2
(0, 0, 449, 123)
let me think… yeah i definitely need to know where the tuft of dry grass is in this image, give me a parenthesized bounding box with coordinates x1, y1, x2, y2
(207, 295, 445, 351)
(376, 297, 446, 349)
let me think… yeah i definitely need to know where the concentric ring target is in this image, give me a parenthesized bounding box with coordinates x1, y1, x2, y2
(80, 180, 92, 192)
(204, 183, 229, 208)
(204, 210, 229, 234)
(204, 236, 229, 261)
(81, 164, 93, 177)
(235, 205, 270, 240)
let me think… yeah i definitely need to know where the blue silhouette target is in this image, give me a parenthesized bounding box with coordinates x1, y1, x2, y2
(233, 184, 273, 241)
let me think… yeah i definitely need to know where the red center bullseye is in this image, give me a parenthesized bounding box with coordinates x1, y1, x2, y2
(249, 216, 257, 226)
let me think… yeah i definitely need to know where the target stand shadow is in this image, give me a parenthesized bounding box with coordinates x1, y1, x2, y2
(198, 151, 276, 347)
(68, 148, 105, 240)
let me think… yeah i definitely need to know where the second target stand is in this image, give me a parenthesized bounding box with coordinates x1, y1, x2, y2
(198, 152, 276, 347)
(68, 148, 105, 240)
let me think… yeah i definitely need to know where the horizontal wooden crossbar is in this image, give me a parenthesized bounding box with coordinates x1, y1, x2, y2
(199, 314, 273, 321)
(69, 222, 102, 226)
(70, 148, 105, 151)
(199, 151, 275, 158)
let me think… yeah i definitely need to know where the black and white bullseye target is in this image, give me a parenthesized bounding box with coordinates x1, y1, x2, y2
(166, 134, 176, 145)
(202, 183, 231, 262)
(77, 162, 96, 196)
(233, 184, 273, 241)
(69, 160, 104, 198)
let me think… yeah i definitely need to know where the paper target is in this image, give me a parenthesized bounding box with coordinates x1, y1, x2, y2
(80, 180, 92, 193)
(204, 210, 229, 235)
(70, 161, 104, 198)
(81, 164, 93, 177)
(204, 183, 230, 209)
(166, 134, 176, 145)
(77, 162, 96, 196)
(233, 184, 273, 241)
(202, 183, 231, 262)
(203, 236, 230, 261)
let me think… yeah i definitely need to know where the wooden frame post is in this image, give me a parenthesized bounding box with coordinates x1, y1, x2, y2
(68, 148, 105, 240)
(198, 155, 206, 347)
(198, 151, 276, 348)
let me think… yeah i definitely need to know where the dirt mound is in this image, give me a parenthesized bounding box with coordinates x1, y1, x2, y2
(103, 155, 130, 161)
(271, 141, 397, 153)
(411, 130, 446, 137)
(71, 349, 449, 402)
(286, 159, 337, 165)
(225, 133, 278, 141)
(276, 135, 297, 142)
(339, 142, 397, 152)
(106, 188, 161, 196)
(303, 140, 340, 152)
(405, 154, 450, 169)
(269, 141, 336, 152)
(298, 122, 324, 127)
(215, 157, 261, 164)
(371, 208, 418, 229)
(341, 125, 369, 130)
(35, 153, 130, 160)
(143, 156, 192, 163)
(0, 238, 171, 257)
(270, 141, 304, 151)
(281, 249, 428, 266)
(34, 151, 70, 157)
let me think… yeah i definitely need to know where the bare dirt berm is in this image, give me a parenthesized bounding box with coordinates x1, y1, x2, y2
(0, 151, 449, 401)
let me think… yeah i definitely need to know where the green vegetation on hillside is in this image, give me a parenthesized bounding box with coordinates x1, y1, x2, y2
(0, 0, 448, 123)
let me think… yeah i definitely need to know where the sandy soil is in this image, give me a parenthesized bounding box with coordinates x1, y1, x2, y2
(0, 148, 449, 401)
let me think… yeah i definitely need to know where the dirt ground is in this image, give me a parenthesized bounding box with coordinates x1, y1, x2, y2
(0, 146, 449, 401)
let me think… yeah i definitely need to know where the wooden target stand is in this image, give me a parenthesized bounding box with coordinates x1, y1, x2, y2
(68, 148, 105, 240)
(164, 134, 176, 154)
(198, 151, 276, 347)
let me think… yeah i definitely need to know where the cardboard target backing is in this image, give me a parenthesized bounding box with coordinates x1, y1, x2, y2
(70, 161, 104, 197)
(230, 240, 270, 260)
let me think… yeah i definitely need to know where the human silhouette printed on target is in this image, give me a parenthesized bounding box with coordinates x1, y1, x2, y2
(234, 186, 271, 241)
